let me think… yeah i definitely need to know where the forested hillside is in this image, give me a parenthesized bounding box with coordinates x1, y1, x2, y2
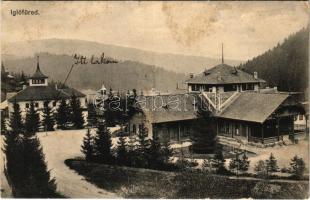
(3, 53, 186, 92)
(239, 27, 308, 92)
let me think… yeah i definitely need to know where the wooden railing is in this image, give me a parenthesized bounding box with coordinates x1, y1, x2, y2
(249, 136, 280, 144)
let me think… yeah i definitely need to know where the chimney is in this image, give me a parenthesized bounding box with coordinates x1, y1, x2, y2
(190, 73, 194, 79)
(253, 71, 258, 79)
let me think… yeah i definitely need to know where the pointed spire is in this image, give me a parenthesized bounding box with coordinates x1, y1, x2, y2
(221, 43, 224, 64)
(1, 61, 5, 73)
(36, 55, 40, 71)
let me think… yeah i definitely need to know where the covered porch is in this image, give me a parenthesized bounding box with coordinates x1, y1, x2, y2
(216, 114, 295, 144)
(152, 120, 195, 143)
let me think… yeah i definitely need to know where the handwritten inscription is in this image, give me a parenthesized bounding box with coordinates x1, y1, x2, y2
(73, 53, 118, 65)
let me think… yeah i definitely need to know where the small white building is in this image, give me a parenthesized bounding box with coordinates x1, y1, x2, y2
(7, 58, 87, 122)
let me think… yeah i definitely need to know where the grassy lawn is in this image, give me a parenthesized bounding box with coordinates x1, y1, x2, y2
(65, 158, 309, 199)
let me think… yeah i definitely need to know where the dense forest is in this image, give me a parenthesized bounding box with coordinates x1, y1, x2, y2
(239, 27, 308, 93)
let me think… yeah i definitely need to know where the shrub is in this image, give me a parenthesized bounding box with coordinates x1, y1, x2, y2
(289, 155, 306, 180)
(254, 160, 268, 178)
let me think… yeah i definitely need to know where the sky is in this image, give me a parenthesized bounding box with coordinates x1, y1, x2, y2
(1, 1, 309, 60)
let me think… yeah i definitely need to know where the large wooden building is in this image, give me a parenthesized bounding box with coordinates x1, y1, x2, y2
(128, 62, 305, 145)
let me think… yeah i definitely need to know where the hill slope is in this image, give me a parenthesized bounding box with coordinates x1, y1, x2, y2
(2, 39, 241, 74)
(3, 53, 187, 92)
(239, 27, 308, 92)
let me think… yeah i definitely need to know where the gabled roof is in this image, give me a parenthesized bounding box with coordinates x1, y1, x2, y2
(30, 62, 48, 79)
(137, 93, 199, 123)
(185, 63, 265, 85)
(215, 92, 289, 123)
(8, 86, 85, 102)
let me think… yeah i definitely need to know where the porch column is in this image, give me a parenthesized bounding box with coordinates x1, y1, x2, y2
(277, 116, 280, 141)
(216, 121, 219, 136)
(178, 122, 181, 141)
(261, 124, 264, 144)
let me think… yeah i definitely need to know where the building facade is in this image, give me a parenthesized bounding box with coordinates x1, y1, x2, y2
(7, 59, 87, 127)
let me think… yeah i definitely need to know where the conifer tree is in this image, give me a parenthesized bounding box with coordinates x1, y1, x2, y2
(9, 100, 24, 134)
(116, 135, 127, 165)
(21, 135, 57, 197)
(94, 123, 113, 163)
(192, 99, 217, 154)
(239, 152, 250, 172)
(229, 153, 241, 175)
(87, 103, 98, 127)
(56, 98, 70, 129)
(25, 101, 40, 136)
(136, 124, 150, 167)
(265, 153, 279, 175)
(2, 131, 25, 193)
(289, 155, 306, 179)
(1, 113, 7, 134)
(148, 137, 163, 168)
(81, 128, 94, 162)
(211, 145, 227, 174)
(127, 135, 138, 167)
(42, 101, 55, 131)
(254, 160, 268, 178)
(70, 94, 84, 129)
(161, 141, 173, 164)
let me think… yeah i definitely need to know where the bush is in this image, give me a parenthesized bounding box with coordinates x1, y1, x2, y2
(289, 155, 306, 180)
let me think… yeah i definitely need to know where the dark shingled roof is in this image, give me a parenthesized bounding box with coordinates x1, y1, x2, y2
(215, 92, 289, 123)
(30, 63, 48, 79)
(138, 93, 199, 123)
(8, 86, 85, 102)
(185, 64, 266, 85)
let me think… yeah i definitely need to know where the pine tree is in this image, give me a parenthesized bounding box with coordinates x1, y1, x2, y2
(1, 113, 7, 134)
(21, 135, 57, 197)
(136, 124, 150, 168)
(148, 137, 163, 168)
(211, 145, 227, 174)
(127, 135, 138, 167)
(254, 160, 268, 178)
(161, 141, 173, 164)
(9, 100, 24, 134)
(265, 153, 279, 175)
(25, 101, 40, 136)
(42, 101, 55, 131)
(289, 155, 306, 179)
(239, 152, 250, 172)
(94, 123, 113, 163)
(81, 128, 94, 162)
(87, 103, 98, 127)
(70, 94, 85, 129)
(229, 154, 241, 175)
(2, 131, 26, 194)
(192, 99, 217, 154)
(56, 98, 70, 129)
(116, 135, 127, 165)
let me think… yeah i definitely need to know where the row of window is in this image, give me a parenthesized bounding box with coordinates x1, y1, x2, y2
(190, 84, 256, 92)
(25, 101, 57, 109)
(32, 79, 46, 84)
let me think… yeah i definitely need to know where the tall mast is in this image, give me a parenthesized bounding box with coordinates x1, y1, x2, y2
(221, 43, 224, 64)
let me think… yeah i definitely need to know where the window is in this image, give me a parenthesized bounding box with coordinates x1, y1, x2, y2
(299, 115, 304, 120)
(26, 103, 29, 108)
(192, 84, 199, 91)
(132, 124, 136, 133)
(53, 101, 57, 107)
(35, 102, 39, 108)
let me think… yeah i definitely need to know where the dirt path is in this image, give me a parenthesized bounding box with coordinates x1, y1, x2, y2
(38, 129, 120, 198)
